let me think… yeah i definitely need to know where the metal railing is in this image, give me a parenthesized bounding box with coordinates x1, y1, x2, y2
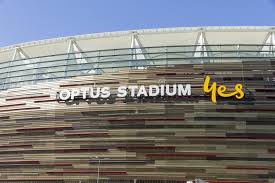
(0, 44, 274, 90)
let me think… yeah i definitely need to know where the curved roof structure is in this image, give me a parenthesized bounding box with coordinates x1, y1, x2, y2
(0, 26, 275, 62)
(0, 26, 275, 91)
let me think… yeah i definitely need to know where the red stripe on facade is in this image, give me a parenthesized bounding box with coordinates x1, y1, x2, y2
(268, 148, 275, 153)
(208, 181, 266, 183)
(6, 95, 50, 101)
(118, 146, 175, 150)
(64, 132, 109, 137)
(186, 136, 275, 140)
(0, 107, 40, 112)
(46, 163, 72, 166)
(0, 160, 39, 164)
(34, 99, 58, 103)
(0, 144, 32, 148)
(108, 118, 185, 122)
(145, 153, 216, 157)
(216, 108, 275, 112)
(53, 148, 108, 153)
(47, 170, 127, 175)
(16, 126, 73, 132)
(0, 103, 26, 108)
(226, 165, 270, 170)
(60, 82, 120, 87)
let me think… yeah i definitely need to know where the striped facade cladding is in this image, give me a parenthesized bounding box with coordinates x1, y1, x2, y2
(0, 60, 274, 182)
(0, 26, 275, 183)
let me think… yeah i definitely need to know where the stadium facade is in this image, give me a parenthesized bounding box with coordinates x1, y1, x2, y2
(0, 26, 275, 183)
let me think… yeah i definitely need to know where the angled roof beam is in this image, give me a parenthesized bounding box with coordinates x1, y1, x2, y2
(67, 39, 87, 64)
(260, 32, 275, 55)
(12, 47, 29, 61)
(12, 47, 34, 68)
(131, 33, 145, 60)
(3, 47, 31, 88)
(67, 39, 102, 74)
(194, 31, 209, 58)
(131, 32, 153, 69)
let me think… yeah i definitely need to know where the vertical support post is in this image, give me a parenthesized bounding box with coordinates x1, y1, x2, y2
(97, 158, 100, 183)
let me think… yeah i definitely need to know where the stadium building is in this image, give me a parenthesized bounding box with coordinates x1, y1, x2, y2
(0, 26, 275, 183)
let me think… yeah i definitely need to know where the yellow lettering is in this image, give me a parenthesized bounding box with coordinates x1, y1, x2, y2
(203, 75, 217, 103)
(203, 75, 245, 104)
(234, 84, 245, 99)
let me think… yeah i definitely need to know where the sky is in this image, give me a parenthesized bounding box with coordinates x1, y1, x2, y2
(0, 0, 275, 47)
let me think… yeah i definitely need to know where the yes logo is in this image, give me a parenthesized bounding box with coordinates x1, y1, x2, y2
(203, 75, 245, 104)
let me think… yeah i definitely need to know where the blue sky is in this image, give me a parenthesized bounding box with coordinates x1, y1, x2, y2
(0, 0, 275, 47)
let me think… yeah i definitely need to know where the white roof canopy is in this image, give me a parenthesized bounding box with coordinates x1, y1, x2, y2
(0, 26, 275, 63)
